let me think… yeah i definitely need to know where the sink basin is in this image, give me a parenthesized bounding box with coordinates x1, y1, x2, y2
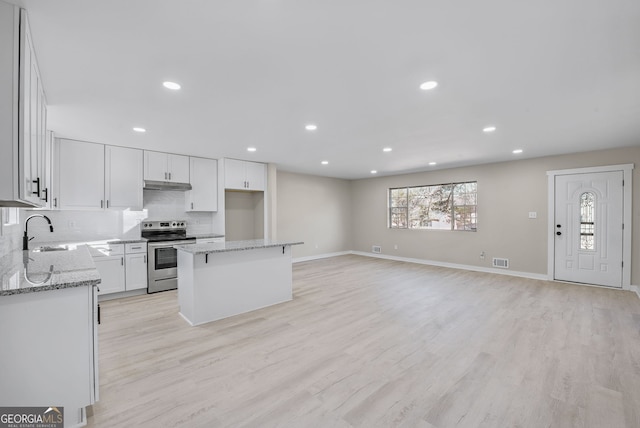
(33, 246, 68, 252)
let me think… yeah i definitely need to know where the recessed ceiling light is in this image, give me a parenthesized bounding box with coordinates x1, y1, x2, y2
(483, 126, 497, 133)
(512, 149, 523, 154)
(163, 81, 181, 90)
(383, 147, 392, 152)
(420, 81, 438, 90)
(321, 160, 329, 165)
(371, 170, 378, 174)
(429, 162, 437, 166)
(247, 147, 257, 152)
(305, 124, 317, 131)
(132, 127, 146, 133)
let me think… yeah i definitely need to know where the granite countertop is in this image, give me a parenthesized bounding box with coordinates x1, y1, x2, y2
(0, 245, 101, 296)
(174, 239, 303, 255)
(106, 238, 147, 244)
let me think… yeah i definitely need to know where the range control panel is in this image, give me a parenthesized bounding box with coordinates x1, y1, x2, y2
(141, 220, 187, 231)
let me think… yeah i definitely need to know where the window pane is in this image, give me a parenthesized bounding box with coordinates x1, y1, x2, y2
(580, 192, 595, 250)
(453, 182, 477, 231)
(390, 188, 407, 207)
(408, 185, 453, 229)
(390, 208, 408, 228)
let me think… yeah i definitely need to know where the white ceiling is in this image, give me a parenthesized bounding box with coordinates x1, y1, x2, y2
(16, 0, 640, 179)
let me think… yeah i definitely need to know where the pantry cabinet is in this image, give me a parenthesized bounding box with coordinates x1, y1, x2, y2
(186, 157, 218, 212)
(0, 5, 48, 207)
(144, 151, 190, 183)
(224, 159, 266, 191)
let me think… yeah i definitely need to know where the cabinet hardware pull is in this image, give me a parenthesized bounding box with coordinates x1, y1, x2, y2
(131, 246, 141, 249)
(54, 197, 57, 208)
(101, 200, 104, 208)
(164, 172, 167, 180)
(121, 257, 124, 266)
(169, 172, 172, 180)
(144, 255, 146, 263)
(41, 188, 48, 203)
(106, 200, 109, 208)
(191, 202, 194, 209)
(32, 177, 40, 196)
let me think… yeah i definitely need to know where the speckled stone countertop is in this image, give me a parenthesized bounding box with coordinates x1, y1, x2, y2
(0, 245, 101, 296)
(106, 238, 147, 244)
(174, 239, 303, 255)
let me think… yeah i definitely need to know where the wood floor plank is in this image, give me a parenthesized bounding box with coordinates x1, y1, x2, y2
(87, 255, 640, 427)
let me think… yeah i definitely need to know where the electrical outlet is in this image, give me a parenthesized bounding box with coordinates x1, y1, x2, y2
(315, 244, 319, 249)
(528, 211, 537, 219)
(68, 220, 76, 228)
(394, 244, 398, 250)
(480, 251, 485, 260)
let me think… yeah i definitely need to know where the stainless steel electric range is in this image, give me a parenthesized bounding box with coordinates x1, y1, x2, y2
(142, 220, 195, 293)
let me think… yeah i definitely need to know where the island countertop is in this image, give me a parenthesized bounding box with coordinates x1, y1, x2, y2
(0, 245, 101, 296)
(174, 239, 304, 255)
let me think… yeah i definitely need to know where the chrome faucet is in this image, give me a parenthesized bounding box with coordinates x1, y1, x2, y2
(23, 214, 54, 251)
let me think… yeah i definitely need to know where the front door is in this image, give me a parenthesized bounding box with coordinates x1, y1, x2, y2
(554, 171, 623, 288)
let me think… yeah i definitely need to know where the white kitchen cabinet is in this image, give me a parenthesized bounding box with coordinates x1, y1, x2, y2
(57, 139, 105, 210)
(224, 158, 266, 191)
(0, 5, 47, 207)
(144, 151, 190, 183)
(106, 145, 143, 210)
(186, 157, 218, 212)
(93, 243, 126, 295)
(0, 285, 99, 427)
(125, 243, 147, 291)
(56, 140, 143, 211)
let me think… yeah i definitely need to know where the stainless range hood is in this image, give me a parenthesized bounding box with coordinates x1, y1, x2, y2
(143, 180, 192, 191)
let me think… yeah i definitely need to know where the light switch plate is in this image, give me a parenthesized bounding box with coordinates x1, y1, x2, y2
(528, 212, 537, 219)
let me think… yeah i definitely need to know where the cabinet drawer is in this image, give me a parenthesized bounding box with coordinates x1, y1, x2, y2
(90, 243, 124, 257)
(125, 243, 147, 254)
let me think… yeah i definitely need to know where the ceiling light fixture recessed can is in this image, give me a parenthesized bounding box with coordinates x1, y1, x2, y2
(420, 81, 438, 90)
(163, 81, 181, 90)
(483, 126, 497, 133)
(429, 162, 437, 166)
(383, 147, 392, 152)
(321, 160, 329, 165)
(512, 149, 523, 154)
(247, 147, 257, 152)
(133, 127, 146, 133)
(305, 124, 317, 131)
(370, 170, 378, 174)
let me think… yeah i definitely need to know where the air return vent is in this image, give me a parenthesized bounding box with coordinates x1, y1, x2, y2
(372, 245, 381, 254)
(492, 258, 509, 269)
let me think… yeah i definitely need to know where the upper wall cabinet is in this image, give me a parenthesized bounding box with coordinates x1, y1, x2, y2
(55, 139, 143, 211)
(144, 151, 190, 184)
(186, 157, 218, 212)
(0, 5, 48, 207)
(225, 159, 266, 191)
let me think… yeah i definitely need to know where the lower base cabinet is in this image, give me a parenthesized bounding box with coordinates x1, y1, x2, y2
(94, 255, 126, 295)
(0, 285, 99, 427)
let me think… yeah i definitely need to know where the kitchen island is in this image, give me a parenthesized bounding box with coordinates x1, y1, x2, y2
(174, 239, 303, 326)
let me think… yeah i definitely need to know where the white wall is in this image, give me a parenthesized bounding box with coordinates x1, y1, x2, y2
(276, 171, 352, 258)
(225, 191, 264, 241)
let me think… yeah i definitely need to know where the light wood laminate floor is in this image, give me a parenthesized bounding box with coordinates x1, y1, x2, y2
(87, 255, 640, 427)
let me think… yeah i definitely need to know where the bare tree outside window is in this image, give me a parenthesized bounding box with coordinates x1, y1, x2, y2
(389, 182, 477, 231)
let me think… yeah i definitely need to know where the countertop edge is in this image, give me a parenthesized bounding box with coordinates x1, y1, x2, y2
(175, 241, 304, 255)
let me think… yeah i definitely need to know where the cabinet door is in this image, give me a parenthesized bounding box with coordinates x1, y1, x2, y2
(143, 151, 168, 181)
(58, 139, 105, 210)
(186, 157, 217, 212)
(245, 161, 266, 191)
(94, 256, 126, 295)
(125, 253, 148, 291)
(106, 146, 143, 210)
(224, 158, 247, 190)
(168, 154, 190, 183)
(19, 17, 39, 205)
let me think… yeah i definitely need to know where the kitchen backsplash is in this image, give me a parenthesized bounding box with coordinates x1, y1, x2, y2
(14, 190, 218, 248)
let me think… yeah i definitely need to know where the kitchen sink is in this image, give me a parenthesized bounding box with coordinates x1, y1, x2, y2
(33, 246, 69, 252)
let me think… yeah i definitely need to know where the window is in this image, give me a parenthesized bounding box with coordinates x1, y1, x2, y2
(1, 207, 20, 237)
(579, 192, 595, 250)
(389, 181, 477, 231)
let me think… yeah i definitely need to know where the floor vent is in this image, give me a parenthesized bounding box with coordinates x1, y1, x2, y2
(492, 258, 509, 269)
(372, 245, 382, 254)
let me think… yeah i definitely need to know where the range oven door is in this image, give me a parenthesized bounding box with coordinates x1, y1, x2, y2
(147, 240, 194, 293)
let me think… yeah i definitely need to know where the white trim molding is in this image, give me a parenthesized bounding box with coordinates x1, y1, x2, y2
(546, 164, 633, 289)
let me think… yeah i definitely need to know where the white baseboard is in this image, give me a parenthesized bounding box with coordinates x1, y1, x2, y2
(629, 285, 640, 299)
(350, 251, 549, 281)
(293, 251, 352, 263)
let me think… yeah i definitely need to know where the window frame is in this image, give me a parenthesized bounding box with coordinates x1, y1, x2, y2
(388, 181, 477, 231)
